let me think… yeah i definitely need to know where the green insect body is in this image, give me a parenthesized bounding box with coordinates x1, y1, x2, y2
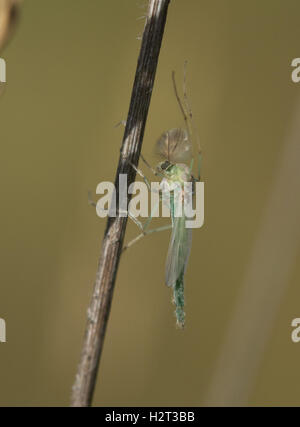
(160, 162, 193, 328)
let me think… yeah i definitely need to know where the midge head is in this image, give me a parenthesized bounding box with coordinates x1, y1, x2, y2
(160, 160, 171, 170)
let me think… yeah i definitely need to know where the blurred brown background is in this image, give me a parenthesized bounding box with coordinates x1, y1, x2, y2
(1, 0, 300, 406)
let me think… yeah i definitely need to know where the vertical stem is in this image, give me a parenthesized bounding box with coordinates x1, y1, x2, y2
(70, 0, 171, 407)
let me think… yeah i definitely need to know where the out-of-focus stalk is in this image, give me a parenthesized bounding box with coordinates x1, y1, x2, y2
(206, 98, 300, 406)
(0, 0, 21, 52)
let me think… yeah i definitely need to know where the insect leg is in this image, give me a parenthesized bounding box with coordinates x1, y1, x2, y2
(123, 198, 170, 252)
(140, 154, 163, 179)
(122, 224, 172, 252)
(128, 160, 152, 191)
(183, 61, 202, 180)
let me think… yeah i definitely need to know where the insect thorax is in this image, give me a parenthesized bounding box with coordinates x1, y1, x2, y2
(158, 162, 192, 186)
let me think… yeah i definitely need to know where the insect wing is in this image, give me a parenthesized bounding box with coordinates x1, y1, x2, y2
(156, 128, 193, 163)
(165, 215, 192, 288)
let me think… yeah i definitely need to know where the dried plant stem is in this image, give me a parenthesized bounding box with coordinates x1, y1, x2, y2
(70, 0, 171, 407)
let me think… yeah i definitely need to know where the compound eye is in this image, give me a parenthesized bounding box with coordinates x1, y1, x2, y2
(161, 161, 170, 170)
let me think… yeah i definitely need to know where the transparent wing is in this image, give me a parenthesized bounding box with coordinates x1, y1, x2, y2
(165, 214, 192, 288)
(155, 128, 193, 164)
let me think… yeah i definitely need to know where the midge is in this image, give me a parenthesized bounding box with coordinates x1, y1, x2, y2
(123, 63, 203, 328)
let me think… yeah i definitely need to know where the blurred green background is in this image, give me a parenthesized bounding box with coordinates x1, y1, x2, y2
(1, 0, 300, 406)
